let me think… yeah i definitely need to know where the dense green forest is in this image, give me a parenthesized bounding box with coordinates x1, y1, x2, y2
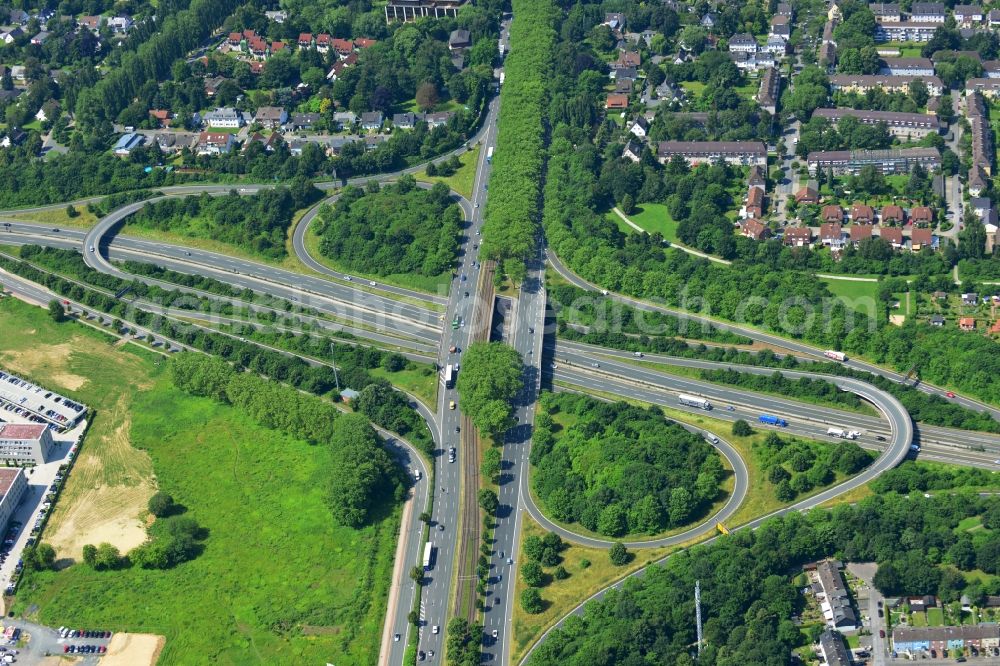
(753, 432, 873, 502)
(528, 490, 1000, 665)
(480, 0, 558, 282)
(316, 178, 460, 278)
(456, 342, 524, 437)
(531, 392, 726, 537)
(170, 354, 403, 528)
(126, 179, 322, 259)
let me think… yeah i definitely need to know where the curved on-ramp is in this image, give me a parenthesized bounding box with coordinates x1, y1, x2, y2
(517, 352, 914, 665)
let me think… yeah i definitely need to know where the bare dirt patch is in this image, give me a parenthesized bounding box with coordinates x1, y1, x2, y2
(45, 395, 155, 558)
(0, 342, 88, 390)
(100, 633, 165, 666)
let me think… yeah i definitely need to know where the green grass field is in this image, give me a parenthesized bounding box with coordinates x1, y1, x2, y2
(822, 278, 881, 314)
(414, 145, 480, 200)
(2, 298, 399, 665)
(613, 204, 680, 243)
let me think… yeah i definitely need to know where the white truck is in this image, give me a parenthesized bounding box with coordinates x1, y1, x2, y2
(827, 427, 860, 440)
(824, 350, 847, 362)
(679, 394, 712, 410)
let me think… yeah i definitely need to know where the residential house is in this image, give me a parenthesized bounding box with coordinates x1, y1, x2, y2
(77, 15, 102, 32)
(5, 9, 28, 25)
(819, 42, 838, 69)
(870, 2, 902, 22)
(614, 78, 634, 94)
(910, 226, 936, 250)
(983, 60, 1000, 78)
(795, 185, 819, 204)
(331, 38, 354, 56)
(656, 141, 767, 166)
(107, 16, 134, 33)
(766, 35, 790, 56)
(196, 131, 235, 155)
(822, 205, 844, 224)
(770, 15, 791, 38)
(911, 2, 946, 22)
(815, 560, 858, 631)
(383, 0, 469, 23)
(0, 26, 23, 44)
(354, 38, 377, 49)
(297, 32, 313, 49)
(748, 165, 766, 190)
(613, 50, 641, 69)
(776, 3, 794, 17)
(604, 12, 626, 30)
(701, 13, 717, 29)
(953, 4, 983, 26)
(784, 227, 813, 247)
(933, 290, 948, 300)
(288, 112, 320, 131)
(879, 226, 905, 248)
(149, 109, 172, 128)
(204, 76, 227, 97)
(611, 66, 637, 80)
(879, 56, 934, 75)
(731, 50, 776, 72)
(0, 128, 26, 148)
(851, 224, 874, 245)
(812, 108, 941, 140)
(327, 53, 359, 80)
(264, 10, 288, 22)
(332, 111, 358, 130)
(393, 112, 421, 130)
(30, 31, 50, 45)
(629, 116, 650, 139)
(745, 187, 765, 219)
(758, 67, 781, 114)
(728, 33, 759, 54)
(606, 94, 629, 110)
(960, 317, 976, 331)
(622, 139, 644, 162)
(741, 218, 770, 240)
(425, 111, 454, 128)
(315, 34, 332, 52)
(990, 9, 1000, 27)
(819, 630, 851, 666)
(360, 111, 383, 130)
(806, 147, 940, 175)
(931, 314, 945, 326)
(910, 205, 934, 226)
(971, 165, 990, 197)
(112, 132, 144, 157)
(962, 292, 979, 305)
(203, 107, 243, 128)
(882, 204, 905, 224)
(821, 223, 847, 249)
(829, 74, 944, 96)
(448, 29, 471, 50)
(851, 204, 875, 224)
(254, 106, 287, 129)
(907, 596, 938, 612)
(875, 22, 938, 42)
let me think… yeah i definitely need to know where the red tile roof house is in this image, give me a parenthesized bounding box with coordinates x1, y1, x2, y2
(316, 34, 332, 51)
(742, 219, 770, 240)
(354, 38, 377, 49)
(148, 109, 172, 128)
(784, 226, 813, 247)
(959, 317, 976, 331)
(910, 206, 934, 226)
(228, 32, 242, 47)
(881, 204, 905, 225)
(298, 33, 313, 48)
(606, 94, 629, 110)
(850, 203, 874, 224)
(850, 224, 873, 245)
(746, 187, 764, 219)
(821, 205, 843, 224)
(820, 222, 846, 248)
(795, 186, 819, 204)
(910, 226, 935, 251)
(878, 226, 905, 248)
(332, 38, 354, 55)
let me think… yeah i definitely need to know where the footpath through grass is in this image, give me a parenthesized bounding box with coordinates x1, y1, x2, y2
(3, 299, 399, 665)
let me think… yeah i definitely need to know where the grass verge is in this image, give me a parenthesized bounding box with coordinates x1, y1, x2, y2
(6, 206, 99, 230)
(414, 145, 480, 200)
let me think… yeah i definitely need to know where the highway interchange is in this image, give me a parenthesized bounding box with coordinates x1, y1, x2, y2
(2, 35, 1000, 666)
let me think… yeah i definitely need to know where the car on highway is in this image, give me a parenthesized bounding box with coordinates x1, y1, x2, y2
(946, 391, 956, 398)
(492, 629, 498, 638)
(394, 634, 400, 642)
(876, 435, 887, 442)
(432, 625, 439, 634)
(449, 401, 456, 410)
(52, 228, 59, 232)
(345, 275, 352, 281)
(88, 245, 95, 252)
(369, 281, 376, 286)
(507, 557, 513, 564)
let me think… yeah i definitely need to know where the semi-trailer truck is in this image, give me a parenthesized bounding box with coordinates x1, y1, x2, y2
(826, 427, 861, 440)
(824, 350, 847, 362)
(486, 146, 494, 163)
(759, 414, 788, 427)
(678, 394, 712, 410)
(423, 542, 434, 570)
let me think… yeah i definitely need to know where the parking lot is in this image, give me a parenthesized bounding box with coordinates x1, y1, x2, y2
(0, 619, 111, 664)
(0, 418, 84, 600)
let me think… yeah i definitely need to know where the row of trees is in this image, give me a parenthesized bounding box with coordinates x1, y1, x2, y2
(127, 180, 322, 259)
(170, 354, 404, 528)
(529, 490, 1000, 665)
(317, 178, 460, 278)
(752, 430, 873, 502)
(0, 252, 436, 452)
(480, 0, 559, 283)
(531, 393, 726, 537)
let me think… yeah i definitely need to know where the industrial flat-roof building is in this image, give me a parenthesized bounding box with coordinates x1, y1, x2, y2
(807, 147, 940, 175)
(0, 424, 55, 464)
(0, 468, 26, 536)
(0, 369, 86, 430)
(812, 108, 942, 139)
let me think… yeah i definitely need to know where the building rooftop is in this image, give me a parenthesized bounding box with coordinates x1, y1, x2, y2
(0, 424, 47, 439)
(0, 468, 21, 499)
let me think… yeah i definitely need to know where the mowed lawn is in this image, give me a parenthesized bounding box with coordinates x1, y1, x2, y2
(822, 278, 882, 314)
(605, 203, 679, 243)
(5, 300, 398, 665)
